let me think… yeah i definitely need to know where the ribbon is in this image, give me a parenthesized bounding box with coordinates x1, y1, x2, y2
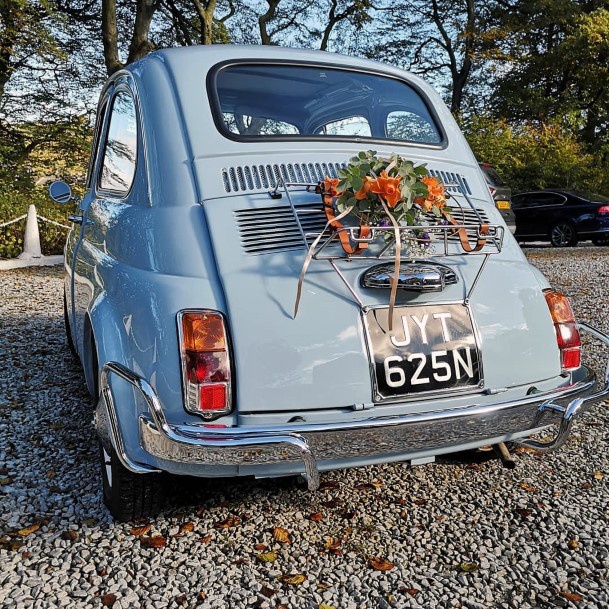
(322, 191, 371, 255)
(443, 212, 490, 252)
(379, 197, 401, 333)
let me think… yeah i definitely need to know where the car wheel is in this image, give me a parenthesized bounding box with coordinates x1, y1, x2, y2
(550, 222, 578, 247)
(99, 440, 166, 522)
(592, 237, 609, 246)
(63, 290, 78, 358)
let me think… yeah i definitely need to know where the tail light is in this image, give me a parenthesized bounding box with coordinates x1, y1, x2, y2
(597, 205, 609, 215)
(544, 290, 581, 371)
(178, 310, 232, 419)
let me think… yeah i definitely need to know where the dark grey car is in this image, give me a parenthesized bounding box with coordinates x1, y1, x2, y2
(479, 163, 516, 233)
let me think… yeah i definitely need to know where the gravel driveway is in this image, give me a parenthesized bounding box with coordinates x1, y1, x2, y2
(1, 250, 608, 609)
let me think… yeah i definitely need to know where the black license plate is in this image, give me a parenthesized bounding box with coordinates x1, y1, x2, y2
(365, 304, 481, 398)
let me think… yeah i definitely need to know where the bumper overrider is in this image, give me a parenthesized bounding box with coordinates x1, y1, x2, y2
(96, 324, 609, 490)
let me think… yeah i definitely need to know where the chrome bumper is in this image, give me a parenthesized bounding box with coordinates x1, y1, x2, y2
(97, 323, 609, 490)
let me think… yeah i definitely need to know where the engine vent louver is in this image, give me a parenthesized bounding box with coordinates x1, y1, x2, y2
(235, 203, 330, 255)
(236, 204, 490, 256)
(221, 163, 472, 196)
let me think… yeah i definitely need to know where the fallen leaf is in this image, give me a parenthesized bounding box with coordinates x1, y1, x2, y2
(101, 593, 117, 607)
(61, 530, 78, 541)
(355, 483, 379, 491)
(254, 543, 267, 551)
(260, 585, 276, 598)
(568, 539, 580, 550)
(560, 591, 583, 603)
(273, 527, 291, 544)
(180, 522, 195, 532)
(281, 573, 306, 586)
(309, 512, 323, 522)
(99, 567, 107, 577)
(129, 524, 152, 537)
(256, 551, 278, 563)
(46, 471, 56, 479)
(81, 518, 97, 527)
(0, 539, 23, 551)
(413, 498, 427, 506)
(214, 516, 241, 529)
(514, 445, 541, 455)
(434, 514, 447, 522)
(234, 558, 249, 565)
(323, 537, 341, 550)
(198, 592, 207, 601)
(581, 481, 593, 490)
(593, 471, 604, 480)
(340, 511, 355, 520)
(460, 562, 478, 573)
(318, 480, 339, 491)
(370, 558, 394, 571)
(140, 535, 167, 549)
(175, 594, 187, 605)
(21, 551, 31, 559)
(321, 498, 340, 509)
(49, 485, 61, 493)
(520, 482, 537, 492)
(198, 535, 213, 544)
(404, 588, 419, 596)
(514, 508, 533, 519)
(317, 582, 331, 590)
(0, 477, 12, 486)
(17, 523, 40, 537)
(319, 604, 336, 609)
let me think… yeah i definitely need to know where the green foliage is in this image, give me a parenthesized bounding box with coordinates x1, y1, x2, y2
(463, 115, 606, 194)
(0, 188, 72, 259)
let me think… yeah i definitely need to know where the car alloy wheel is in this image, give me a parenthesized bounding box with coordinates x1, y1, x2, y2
(550, 222, 578, 247)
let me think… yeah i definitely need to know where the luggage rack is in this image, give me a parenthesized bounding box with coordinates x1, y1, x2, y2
(273, 179, 506, 309)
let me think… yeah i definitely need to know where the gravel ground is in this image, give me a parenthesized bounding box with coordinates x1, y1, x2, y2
(1, 250, 608, 609)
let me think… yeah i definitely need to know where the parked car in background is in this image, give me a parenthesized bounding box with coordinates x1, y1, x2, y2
(48, 45, 609, 521)
(512, 189, 609, 247)
(479, 162, 515, 232)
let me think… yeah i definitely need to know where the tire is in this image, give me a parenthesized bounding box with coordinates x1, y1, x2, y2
(99, 441, 166, 522)
(550, 222, 578, 247)
(592, 237, 609, 246)
(63, 290, 78, 358)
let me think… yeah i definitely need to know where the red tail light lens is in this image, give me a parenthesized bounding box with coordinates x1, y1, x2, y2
(597, 205, 609, 215)
(544, 290, 581, 371)
(179, 311, 232, 419)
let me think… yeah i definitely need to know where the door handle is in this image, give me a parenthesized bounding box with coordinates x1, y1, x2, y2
(68, 215, 93, 226)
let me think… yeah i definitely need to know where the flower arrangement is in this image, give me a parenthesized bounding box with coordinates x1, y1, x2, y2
(322, 150, 450, 249)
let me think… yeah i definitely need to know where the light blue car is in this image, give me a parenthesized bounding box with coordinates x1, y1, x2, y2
(50, 45, 609, 521)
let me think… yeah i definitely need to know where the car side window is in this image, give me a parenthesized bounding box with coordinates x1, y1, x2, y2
(99, 91, 138, 194)
(85, 102, 108, 189)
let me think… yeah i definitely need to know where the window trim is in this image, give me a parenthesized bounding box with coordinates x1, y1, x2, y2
(206, 59, 448, 149)
(96, 87, 139, 199)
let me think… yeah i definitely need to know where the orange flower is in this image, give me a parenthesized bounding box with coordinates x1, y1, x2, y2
(354, 176, 374, 200)
(323, 177, 342, 197)
(421, 175, 445, 199)
(369, 171, 402, 208)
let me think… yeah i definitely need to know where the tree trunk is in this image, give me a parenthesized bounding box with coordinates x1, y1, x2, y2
(259, 0, 282, 45)
(192, 0, 217, 45)
(101, 0, 123, 75)
(127, 0, 159, 63)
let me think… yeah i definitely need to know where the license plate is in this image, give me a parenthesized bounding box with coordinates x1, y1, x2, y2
(365, 304, 481, 398)
(496, 200, 510, 209)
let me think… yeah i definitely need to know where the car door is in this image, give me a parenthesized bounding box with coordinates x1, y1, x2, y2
(513, 192, 565, 238)
(71, 85, 140, 360)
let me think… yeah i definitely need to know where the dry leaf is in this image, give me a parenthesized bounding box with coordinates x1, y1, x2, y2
(319, 604, 336, 609)
(254, 543, 267, 551)
(281, 574, 306, 586)
(273, 527, 291, 544)
(0, 477, 12, 486)
(593, 471, 604, 480)
(568, 539, 580, 550)
(355, 483, 378, 491)
(581, 481, 593, 490)
(140, 535, 167, 549)
(413, 498, 427, 506)
(129, 524, 152, 537)
(318, 480, 339, 491)
(101, 593, 117, 607)
(317, 583, 331, 590)
(323, 537, 341, 550)
(0, 539, 23, 551)
(560, 591, 583, 603)
(260, 585, 276, 598)
(175, 594, 187, 605)
(460, 562, 478, 573)
(17, 523, 40, 537)
(46, 470, 56, 479)
(370, 558, 395, 571)
(82, 518, 97, 527)
(61, 530, 78, 541)
(214, 516, 241, 529)
(520, 482, 537, 492)
(309, 512, 323, 522)
(180, 522, 195, 532)
(256, 551, 278, 563)
(199, 592, 207, 601)
(198, 535, 213, 544)
(404, 588, 419, 596)
(21, 551, 31, 559)
(340, 511, 355, 520)
(321, 498, 340, 509)
(514, 508, 533, 519)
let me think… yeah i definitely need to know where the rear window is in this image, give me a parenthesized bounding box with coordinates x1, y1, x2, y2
(211, 63, 443, 145)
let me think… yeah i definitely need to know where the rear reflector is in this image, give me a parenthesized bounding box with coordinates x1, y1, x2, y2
(544, 290, 581, 371)
(597, 206, 609, 215)
(178, 311, 232, 419)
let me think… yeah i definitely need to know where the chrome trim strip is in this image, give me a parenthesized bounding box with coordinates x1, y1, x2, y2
(98, 324, 609, 488)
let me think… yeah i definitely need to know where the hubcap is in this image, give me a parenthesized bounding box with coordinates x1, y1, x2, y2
(102, 447, 113, 488)
(552, 224, 572, 246)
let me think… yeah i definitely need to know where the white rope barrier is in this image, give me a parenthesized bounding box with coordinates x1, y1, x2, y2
(0, 214, 27, 228)
(37, 215, 71, 230)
